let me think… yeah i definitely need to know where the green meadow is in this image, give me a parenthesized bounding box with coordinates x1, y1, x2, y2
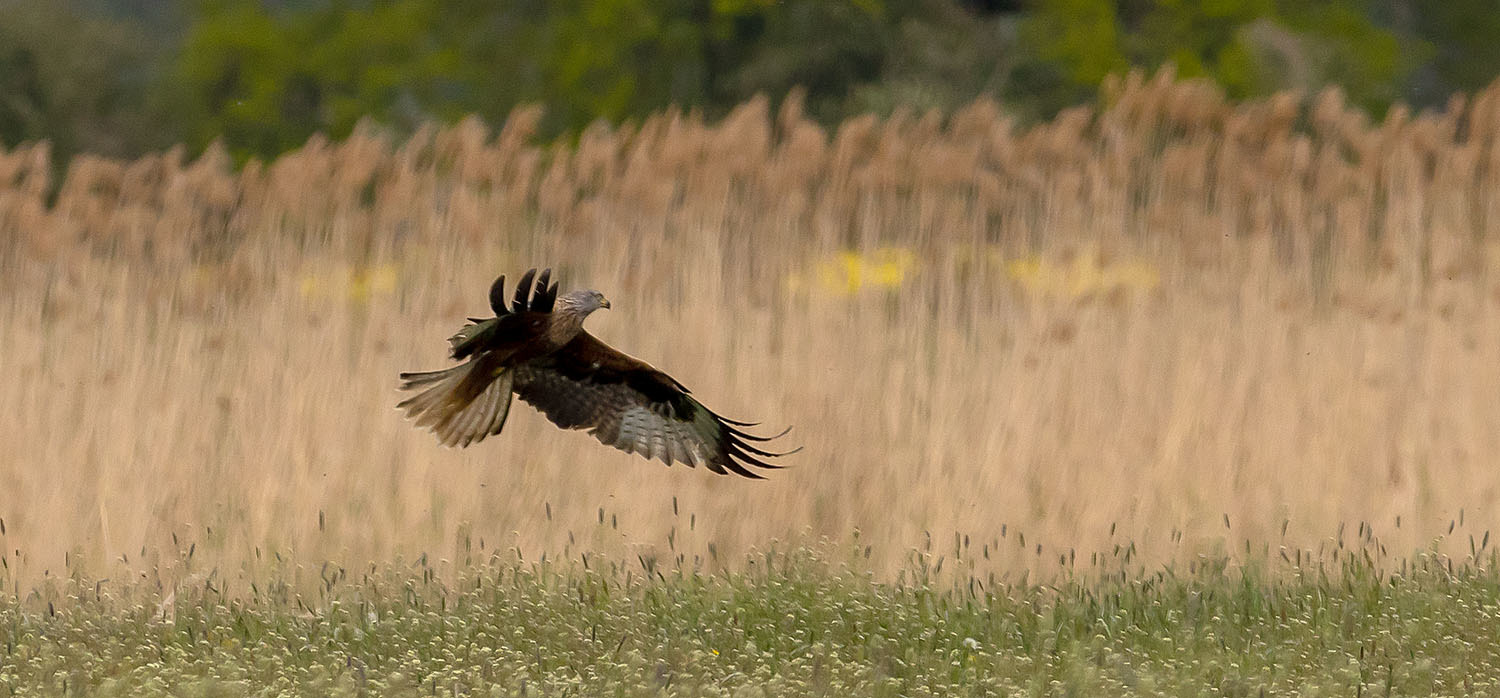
(6, 541, 1499, 696)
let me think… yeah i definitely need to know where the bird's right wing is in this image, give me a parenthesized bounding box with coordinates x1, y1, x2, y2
(511, 332, 797, 478)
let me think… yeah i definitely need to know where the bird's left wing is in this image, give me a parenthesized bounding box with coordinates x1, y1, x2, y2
(511, 332, 797, 478)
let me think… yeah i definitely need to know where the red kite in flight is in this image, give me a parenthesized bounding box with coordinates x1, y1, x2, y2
(398, 269, 796, 478)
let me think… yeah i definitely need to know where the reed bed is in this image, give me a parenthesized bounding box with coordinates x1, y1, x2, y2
(3, 69, 1500, 588)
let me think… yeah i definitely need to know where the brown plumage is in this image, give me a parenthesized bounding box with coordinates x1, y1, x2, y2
(397, 269, 797, 478)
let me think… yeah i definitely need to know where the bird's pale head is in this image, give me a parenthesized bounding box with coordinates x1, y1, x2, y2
(557, 289, 611, 316)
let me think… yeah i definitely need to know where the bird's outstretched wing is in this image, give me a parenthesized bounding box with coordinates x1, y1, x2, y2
(510, 332, 798, 478)
(450, 269, 558, 360)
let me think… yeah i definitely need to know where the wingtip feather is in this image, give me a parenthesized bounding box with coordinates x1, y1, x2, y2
(512, 269, 537, 312)
(489, 274, 508, 316)
(727, 424, 793, 443)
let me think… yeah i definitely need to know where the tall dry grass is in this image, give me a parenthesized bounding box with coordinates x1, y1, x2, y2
(4, 69, 1500, 588)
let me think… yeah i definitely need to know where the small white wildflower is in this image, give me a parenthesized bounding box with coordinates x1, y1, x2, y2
(962, 637, 981, 651)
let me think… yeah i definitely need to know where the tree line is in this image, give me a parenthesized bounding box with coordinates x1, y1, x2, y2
(0, 0, 1494, 164)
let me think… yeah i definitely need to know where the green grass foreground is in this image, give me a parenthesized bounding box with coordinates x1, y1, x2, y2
(3, 546, 1499, 696)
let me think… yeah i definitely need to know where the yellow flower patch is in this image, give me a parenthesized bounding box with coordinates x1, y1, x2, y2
(299, 264, 400, 302)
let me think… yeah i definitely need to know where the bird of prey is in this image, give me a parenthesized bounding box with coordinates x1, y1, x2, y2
(397, 269, 796, 478)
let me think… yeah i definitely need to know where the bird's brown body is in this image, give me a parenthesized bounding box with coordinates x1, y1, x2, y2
(398, 269, 795, 478)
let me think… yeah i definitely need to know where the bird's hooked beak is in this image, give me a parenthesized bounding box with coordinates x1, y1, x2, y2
(599, 296, 611, 310)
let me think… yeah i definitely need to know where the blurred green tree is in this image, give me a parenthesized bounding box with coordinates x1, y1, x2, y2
(171, 0, 789, 158)
(1012, 0, 1420, 116)
(1401, 0, 1500, 106)
(0, 1, 171, 161)
(173, 0, 468, 159)
(2, 0, 1497, 163)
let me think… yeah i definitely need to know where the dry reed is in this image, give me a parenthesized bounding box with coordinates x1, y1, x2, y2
(4, 69, 1500, 588)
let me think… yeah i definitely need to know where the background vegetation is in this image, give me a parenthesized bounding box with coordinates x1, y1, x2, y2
(6, 2, 1500, 692)
(6, 72, 1500, 582)
(1, 0, 1497, 164)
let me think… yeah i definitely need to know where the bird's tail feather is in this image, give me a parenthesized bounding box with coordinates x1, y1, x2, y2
(398, 360, 514, 448)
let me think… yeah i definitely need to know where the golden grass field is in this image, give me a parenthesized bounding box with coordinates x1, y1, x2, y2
(3, 70, 1500, 590)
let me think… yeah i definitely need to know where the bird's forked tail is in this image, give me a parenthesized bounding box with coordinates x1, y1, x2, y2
(397, 358, 514, 447)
